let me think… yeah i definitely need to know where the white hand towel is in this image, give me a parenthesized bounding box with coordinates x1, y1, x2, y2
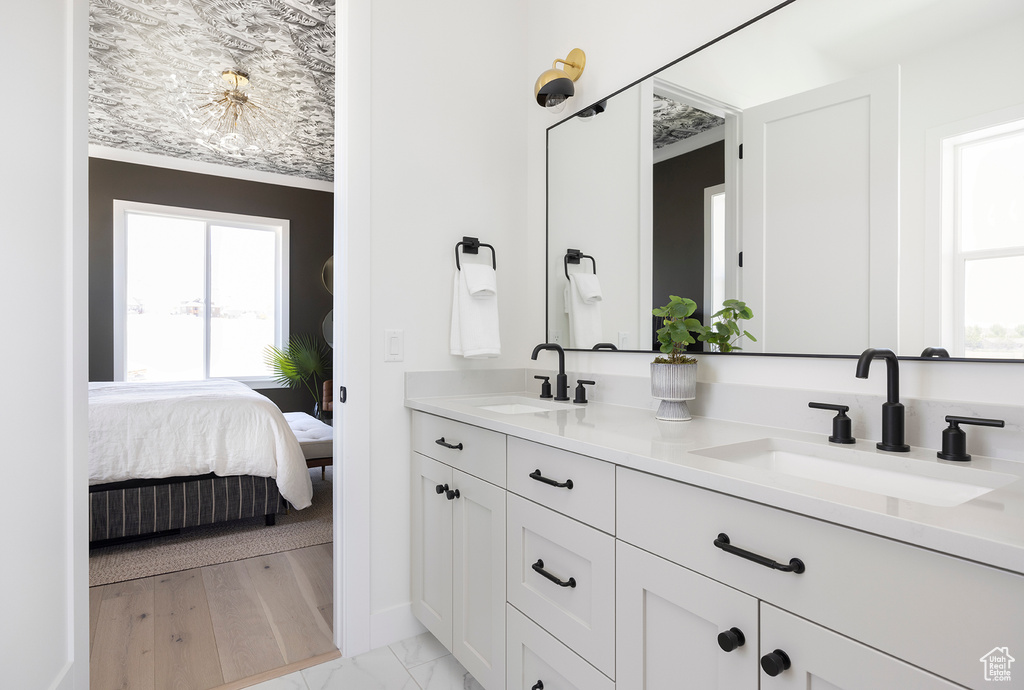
(462, 263, 497, 298)
(566, 274, 603, 348)
(572, 272, 603, 303)
(451, 267, 501, 358)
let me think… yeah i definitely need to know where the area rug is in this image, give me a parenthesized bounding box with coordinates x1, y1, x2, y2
(89, 467, 333, 587)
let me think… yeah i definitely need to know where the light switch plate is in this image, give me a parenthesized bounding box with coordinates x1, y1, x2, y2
(384, 329, 404, 362)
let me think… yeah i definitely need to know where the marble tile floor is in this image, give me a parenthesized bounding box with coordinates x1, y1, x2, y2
(249, 631, 484, 690)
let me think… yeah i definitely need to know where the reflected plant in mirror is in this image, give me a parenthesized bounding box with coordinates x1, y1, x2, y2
(693, 299, 756, 353)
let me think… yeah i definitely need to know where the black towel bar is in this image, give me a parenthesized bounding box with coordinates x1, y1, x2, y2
(564, 248, 596, 280)
(455, 236, 496, 270)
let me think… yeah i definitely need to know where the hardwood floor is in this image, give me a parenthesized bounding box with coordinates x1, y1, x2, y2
(90, 543, 335, 690)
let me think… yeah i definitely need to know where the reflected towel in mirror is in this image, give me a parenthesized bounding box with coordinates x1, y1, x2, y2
(565, 274, 603, 348)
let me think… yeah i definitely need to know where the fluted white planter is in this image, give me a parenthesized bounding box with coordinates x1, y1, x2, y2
(650, 362, 697, 421)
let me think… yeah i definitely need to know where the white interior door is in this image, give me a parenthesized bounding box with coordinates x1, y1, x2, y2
(741, 67, 899, 354)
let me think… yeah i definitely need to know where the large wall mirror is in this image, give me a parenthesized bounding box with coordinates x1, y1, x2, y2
(547, 0, 1024, 360)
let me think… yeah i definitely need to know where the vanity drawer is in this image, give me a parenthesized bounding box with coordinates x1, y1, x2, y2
(507, 493, 615, 679)
(617, 467, 1024, 689)
(506, 604, 614, 690)
(507, 437, 615, 534)
(411, 411, 506, 487)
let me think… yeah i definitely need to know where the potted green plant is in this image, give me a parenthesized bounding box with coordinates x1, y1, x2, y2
(692, 299, 757, 352)
(651, 295, 700, 421)
(264, 333, 331, 418)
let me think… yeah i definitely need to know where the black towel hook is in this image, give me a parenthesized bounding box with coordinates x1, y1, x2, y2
(564, 248, 596, 280)
(455, 236, 496, 270)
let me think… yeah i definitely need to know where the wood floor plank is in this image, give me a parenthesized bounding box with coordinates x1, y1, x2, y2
(91, 577, 156, 690)
(285, 544, 334, 632)
(244, 552, 335, 664)
(154, 568, 224, 690)
(202, 560, 287, 683)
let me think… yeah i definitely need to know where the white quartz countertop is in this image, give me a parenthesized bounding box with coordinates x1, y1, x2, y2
(406, 392, 1024, 575)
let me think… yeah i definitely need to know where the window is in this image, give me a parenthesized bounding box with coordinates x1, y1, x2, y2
(943, 119, 1024, 358)
(113, 201, 289, 383)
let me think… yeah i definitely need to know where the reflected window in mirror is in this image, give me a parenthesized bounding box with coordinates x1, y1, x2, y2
(944, 118, 1024, 359)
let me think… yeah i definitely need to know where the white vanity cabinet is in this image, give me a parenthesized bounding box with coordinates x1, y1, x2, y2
(617, 467, 1024, 689)
(617, 541, 759, 689)
(759, 604, 961, 689)
(408, 404, 1023, 690)
(410, 413, 506, 690)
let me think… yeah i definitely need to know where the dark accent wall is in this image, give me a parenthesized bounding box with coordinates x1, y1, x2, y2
(652, 140, 725, 350)
(89, 158, 333, 412)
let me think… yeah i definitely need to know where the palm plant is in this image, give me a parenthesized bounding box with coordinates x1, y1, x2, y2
(264, 333, 330, 414)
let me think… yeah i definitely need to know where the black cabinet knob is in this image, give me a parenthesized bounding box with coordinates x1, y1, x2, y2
(531, 682, 544, 690)
(761, 649, 792, 677)
(445, 488, 461, 500)
(435, 484, 447, 495)
(717, 627, 745, 652)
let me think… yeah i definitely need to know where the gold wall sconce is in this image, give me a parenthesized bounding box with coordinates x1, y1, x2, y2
(534, 48, 586, 112)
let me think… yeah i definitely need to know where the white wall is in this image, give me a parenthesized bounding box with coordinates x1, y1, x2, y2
(354, 0, 532, 645)
(548, 84, 643, 348)
(0, 0, 88, 687)
(525, 0, 1024, 420)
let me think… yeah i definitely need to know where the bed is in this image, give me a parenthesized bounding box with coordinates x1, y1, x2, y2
(88, 380, 313, 544)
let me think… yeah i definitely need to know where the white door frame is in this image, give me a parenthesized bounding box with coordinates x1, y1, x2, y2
(334, 0, 374, 657)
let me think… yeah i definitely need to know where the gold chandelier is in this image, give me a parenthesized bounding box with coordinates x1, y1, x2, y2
(181, 68, 290, 156)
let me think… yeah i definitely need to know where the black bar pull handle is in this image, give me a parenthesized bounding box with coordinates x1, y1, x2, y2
(714, 533, 805, 574)
(529, 469, 573, 490)
(435, 437, 464, 450)
(532, 559, 576, 588)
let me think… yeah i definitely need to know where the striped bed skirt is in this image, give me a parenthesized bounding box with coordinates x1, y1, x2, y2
(89, 474, 283, 543)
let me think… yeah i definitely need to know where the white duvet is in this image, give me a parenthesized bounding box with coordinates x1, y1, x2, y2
(88, 380, 313, 509)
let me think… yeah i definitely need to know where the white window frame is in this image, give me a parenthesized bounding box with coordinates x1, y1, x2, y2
(112, 199, 290, 387)
(934, 110, 1024, 356)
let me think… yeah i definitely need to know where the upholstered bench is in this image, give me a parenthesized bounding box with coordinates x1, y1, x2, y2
(283, 412, 333, 479)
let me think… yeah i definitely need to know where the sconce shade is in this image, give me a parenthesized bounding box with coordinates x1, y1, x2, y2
(534, 48, 586, 109)
(535, 70, 575, 108)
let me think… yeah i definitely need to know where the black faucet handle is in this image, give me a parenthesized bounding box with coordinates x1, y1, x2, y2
(808, 402, 855, 444)
(938, 415, 1005, 462)
(945, 415, 1005, 428)
(574, 380, 595, 404)
(534, 375, 553, 399)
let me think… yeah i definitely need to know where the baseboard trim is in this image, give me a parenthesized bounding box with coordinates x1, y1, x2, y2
(370, 603, 427, 649)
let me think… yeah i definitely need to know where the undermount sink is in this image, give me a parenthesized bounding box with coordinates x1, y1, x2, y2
(690, 437, 1017, 507)
(463, 396, 568, 415)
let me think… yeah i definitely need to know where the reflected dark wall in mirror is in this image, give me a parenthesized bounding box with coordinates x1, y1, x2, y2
(545, 0, 1024, 362)
(653, 140, 724, 350)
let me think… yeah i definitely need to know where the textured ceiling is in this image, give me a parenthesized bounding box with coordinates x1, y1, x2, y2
(89, 0, 335, 182)
(652, 95, 724, 150)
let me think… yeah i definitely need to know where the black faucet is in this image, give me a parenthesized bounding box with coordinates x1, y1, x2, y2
(855, 348, 910, 452)
(531, 343, 570, 401)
